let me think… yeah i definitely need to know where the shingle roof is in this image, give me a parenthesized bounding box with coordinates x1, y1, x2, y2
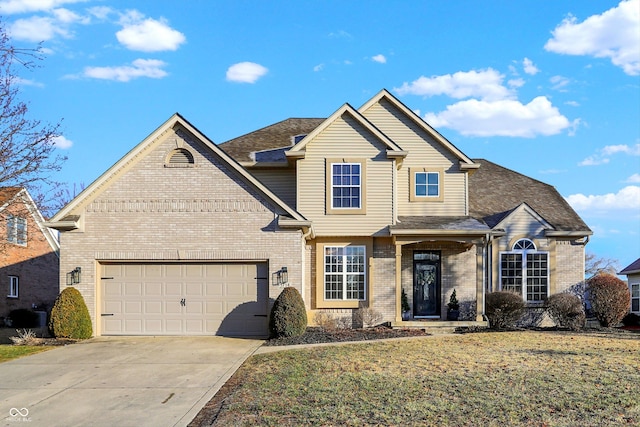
(218, 118, 325, 163)
(468, 159, 591, 232)
(392, 216, 490, 232)
(620, 258, 640, 275)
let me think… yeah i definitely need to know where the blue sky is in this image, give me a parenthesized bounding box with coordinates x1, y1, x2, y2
(1, 0, 639, 270)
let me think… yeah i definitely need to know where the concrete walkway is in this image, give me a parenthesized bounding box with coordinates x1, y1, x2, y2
(0, 336, 263, 427)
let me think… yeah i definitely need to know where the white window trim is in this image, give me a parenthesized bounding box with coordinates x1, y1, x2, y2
(7, 215, 27, 246)
(631, 282, 640, 314)
(414, 171, 439, 198)
(323, 245, 366, 301)
(330, 162, 361, 210)
(8, 276, 18, 298)
(499, 240, 549, 303)
(325, 159, 366, 215)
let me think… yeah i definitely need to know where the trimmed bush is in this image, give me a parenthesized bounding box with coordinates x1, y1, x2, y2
(49, 287, 93, 339)
(547, 293, 585, 330)
(587, 273, 630, 327)
(269, 287, 307, 338)
(8, 309, 39, 328)
(485, 291, 525, 329)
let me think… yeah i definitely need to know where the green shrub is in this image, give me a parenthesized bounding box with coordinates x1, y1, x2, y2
(587, 273, 630, 327)
(269, 287, 307, 338)
(49, 287, 93, 339)
(485, 291, 525, 329)
(546, 293, 585, 330)
(8, 309, 39, 328)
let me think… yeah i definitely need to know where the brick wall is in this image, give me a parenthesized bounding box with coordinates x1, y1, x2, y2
(58, 129, 303, 334)
(0, 200, 59, 320)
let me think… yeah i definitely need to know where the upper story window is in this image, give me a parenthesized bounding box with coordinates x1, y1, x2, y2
(326, 160, 366, 215)
(7, 215, 27, 246)
(409, 168, 443, 202)
(500, 238, 548, 303)
(165, 148, 194, 167)
(8, 276, 18, 298)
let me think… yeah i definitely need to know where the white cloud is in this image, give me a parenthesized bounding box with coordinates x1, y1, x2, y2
(626, 173, 640, 183)
(423, 96, 572, 138)
(15, 77, 44, 87)
(508, 78, 525, 88)
(579, 143, 640, 166)
(226, 62, 268, 83)
(313, 63, 324, 72)
(116, 16, 186, 52)
(8, 15, 71, 41)
(566, 185, 640, 211)
(372, 54, 386, 64)
(52, 135, 73, 149)
(0, 0, 86, 14)
(550, 75, 571, 91)
(523, 57, 539, 75)
(81, 59, 168, 82)
(545, 0, 640, 76)
(565, 100, 580, 107)
(394, 68, 513, 101)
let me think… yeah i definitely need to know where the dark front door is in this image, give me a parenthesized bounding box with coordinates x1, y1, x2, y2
(413, 251, 441, 317)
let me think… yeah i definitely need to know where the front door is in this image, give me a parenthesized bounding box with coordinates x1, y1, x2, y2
(413, 251, 441, 317)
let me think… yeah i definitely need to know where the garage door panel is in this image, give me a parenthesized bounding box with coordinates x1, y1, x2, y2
(101, 262, 268, 337)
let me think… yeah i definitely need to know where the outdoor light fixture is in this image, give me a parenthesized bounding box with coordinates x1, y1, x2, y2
(272, 266, 288, 286)
(66, 267, 81, 286)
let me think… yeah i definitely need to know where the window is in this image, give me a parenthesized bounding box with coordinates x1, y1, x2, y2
(331, 163, 361, 209)
(409, 168, 443, 202)
(8, 276, 18, 298)
(500, 239, 548, 302)
(632, 283, 639, 313)
(324, 246, 366, 300)
(415, 172, 439, 197)
(7, 215, 27, 245)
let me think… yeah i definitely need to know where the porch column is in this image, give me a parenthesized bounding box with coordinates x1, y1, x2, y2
(476, 243, 484, 321)
(395, 242, 403, 322)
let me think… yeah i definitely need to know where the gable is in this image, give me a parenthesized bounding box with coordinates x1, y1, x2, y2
(495, 203, 553, 236)
(49, 114, 307, 230)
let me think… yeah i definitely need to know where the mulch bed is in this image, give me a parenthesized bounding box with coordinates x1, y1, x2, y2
(263, 325, 429, 346)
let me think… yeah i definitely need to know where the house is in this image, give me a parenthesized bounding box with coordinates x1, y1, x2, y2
(619, 258, 640, 314)
(0, 187, 60, 323)
(45, 90, 591, 337)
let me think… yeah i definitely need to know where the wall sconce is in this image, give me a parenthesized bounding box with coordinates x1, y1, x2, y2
(66, 267, 81, 286)
(272, 267, 288, 286)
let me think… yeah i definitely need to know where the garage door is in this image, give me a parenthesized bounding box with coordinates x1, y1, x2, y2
(100, 262, 269, 337)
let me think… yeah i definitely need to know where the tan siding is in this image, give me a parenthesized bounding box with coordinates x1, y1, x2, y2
(250, 167, 297, 209)
(361, 100, 467, 216)
(297, 114, 393, 236)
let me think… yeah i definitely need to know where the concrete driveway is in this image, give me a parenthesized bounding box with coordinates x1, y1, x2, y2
(0, 336, 263, 427)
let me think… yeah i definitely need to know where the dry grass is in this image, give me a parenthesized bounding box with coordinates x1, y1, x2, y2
(191, 330, 640, 426)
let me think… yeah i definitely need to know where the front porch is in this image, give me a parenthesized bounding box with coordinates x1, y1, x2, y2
(391, 319, 488, 334)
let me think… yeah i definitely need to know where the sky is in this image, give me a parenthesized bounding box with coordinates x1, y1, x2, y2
(1, 0, 639, 271)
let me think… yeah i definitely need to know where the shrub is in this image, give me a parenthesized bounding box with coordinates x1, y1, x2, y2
(49, 287, 93, 339)
(546, 293, 585, 330)
(587, 273, 630, 327)
(354, 307, 383, 328)
(485, 291, 525, 329)
(10, 329, 38, 345)
(269, 287, 307, 338)
(8, 308, 39, 328)
(314, 311, 338, 331)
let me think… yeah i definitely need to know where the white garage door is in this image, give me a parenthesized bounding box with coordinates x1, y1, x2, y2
(100, 262, 269, 337)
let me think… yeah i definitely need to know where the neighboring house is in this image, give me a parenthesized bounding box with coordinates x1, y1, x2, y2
(619, 258, 640, 314)
(0, 187, 60, 323)
(45, 90, 591, 337)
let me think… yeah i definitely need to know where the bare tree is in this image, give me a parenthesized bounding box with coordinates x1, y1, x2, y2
(0, 20, 66, 218)
(585, 252, 620, 277)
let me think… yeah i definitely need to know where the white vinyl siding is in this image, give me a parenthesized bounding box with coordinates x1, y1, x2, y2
(250, 167, 297, 208)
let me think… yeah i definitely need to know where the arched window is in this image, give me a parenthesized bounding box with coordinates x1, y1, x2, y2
(166, 148, 194, 167)
(500, 238, 548, 302)
(513, 238, 536, 251)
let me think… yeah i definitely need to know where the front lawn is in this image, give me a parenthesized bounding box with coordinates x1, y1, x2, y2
(190, 330, 640, 426)
(0, 345, 51, 363)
